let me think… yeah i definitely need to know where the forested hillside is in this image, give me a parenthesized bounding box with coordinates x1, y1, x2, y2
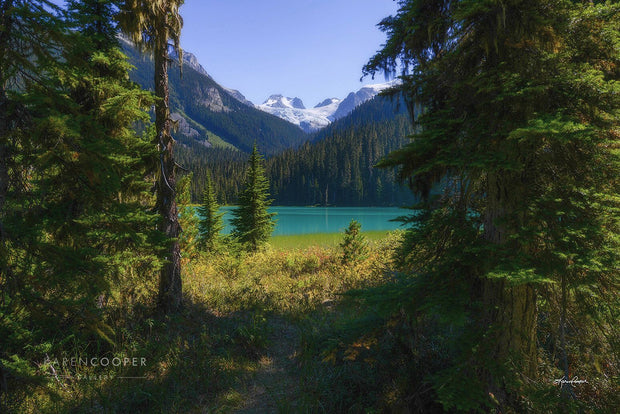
(177, 95, 416, 206)
(268, 95, 415, 205)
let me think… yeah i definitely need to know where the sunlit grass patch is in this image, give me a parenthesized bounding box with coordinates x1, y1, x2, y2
(270, 230, 396, 250)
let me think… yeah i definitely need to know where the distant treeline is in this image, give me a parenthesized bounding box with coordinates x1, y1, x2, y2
(176, 96, 416, 206)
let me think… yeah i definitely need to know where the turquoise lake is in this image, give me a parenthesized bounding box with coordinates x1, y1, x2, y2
(217, 206, 407, 236)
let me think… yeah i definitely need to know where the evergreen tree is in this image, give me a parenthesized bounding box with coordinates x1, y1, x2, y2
(1, 0, 162, 406)
(66, 0, 117, 47)
(197, 171, 224, 251)
(340, 219, 367, 265)
(0, 0, 63, 282)
(231, 144, 276, 251)
(0, 1, 65, 404)
(118, 0, 185, 313)
(364, 0, 619, 411)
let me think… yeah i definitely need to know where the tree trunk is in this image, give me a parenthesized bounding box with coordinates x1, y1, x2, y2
(154, 42, 182, 313)
(481, 173, 537, 408)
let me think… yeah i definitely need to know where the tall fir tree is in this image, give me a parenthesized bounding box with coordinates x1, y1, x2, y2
(0, 1, 65, 404)
(118, 0, 185, 313)
(197, 170, 224, 251)
(231, 144, 276, 251)
(1, 0, 162, 406)
(364, 0, 619, 411)
(0, 0, 63, 287)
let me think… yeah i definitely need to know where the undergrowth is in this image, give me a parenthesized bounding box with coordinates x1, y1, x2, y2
(6, 228, 618, 413)
(7, 231, 403, 413)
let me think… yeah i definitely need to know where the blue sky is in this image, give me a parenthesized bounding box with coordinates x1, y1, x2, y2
(50, 0, 399, 107)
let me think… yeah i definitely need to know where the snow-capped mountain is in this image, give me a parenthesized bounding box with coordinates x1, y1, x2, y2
(257, 95, 342, 133)
(262, 95, 306, 110)
(121, 38, 307, 154)
(122, 35, 398, 134)
(256, 80, 398, 133)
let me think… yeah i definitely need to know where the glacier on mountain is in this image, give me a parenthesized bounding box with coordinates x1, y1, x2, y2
(120, 36, 395, 133)
(256, 80, 399, 133)
(256, 95, 343, 133)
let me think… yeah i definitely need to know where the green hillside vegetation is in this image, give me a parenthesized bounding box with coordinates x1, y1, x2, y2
(268, 96, 415, 206)
(176, 146, 248, 205)
(177, 96, 417, 206)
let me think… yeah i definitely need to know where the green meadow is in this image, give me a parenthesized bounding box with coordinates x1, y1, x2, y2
(269, 230, 394, 250)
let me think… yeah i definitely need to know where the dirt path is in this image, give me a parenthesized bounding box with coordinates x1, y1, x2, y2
(233, 317, 301, 413)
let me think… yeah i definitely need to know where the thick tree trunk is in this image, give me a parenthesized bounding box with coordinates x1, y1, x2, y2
(154, 43, 182, 313)
(481, 173, 537, 408)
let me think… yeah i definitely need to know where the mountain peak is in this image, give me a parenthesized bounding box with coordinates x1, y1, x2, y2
(315, 98, 341, 108)
(290, 97, 306, 109)
(331, 80, 399, 121)
(165, 46, 210, 78)
(256, 81, 399, 133)
(262, 95, 306, 110)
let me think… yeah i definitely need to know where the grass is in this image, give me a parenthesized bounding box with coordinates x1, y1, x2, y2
(10, 231, 403, 413)
(206, 130, 237, 150)
(270, 230, 395, 250)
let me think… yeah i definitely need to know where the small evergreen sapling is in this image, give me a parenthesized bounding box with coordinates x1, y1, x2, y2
(340, 219, 367, 265)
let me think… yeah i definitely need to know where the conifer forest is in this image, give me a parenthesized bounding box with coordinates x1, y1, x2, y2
(0, 1, 618, 413)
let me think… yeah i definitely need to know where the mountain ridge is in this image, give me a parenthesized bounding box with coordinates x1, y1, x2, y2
(122, 39, 308, 154)
(123, 38, 403, 156)
(256, 80, 399, 132)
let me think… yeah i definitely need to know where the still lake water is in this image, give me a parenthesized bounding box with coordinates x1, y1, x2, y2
(218, 206, 407, 236)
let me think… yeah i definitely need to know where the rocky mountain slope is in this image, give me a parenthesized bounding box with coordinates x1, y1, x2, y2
(122, 38, 308, 154)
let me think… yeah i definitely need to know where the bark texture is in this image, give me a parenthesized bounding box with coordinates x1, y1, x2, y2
(155, 43, 182, 312)
(481, 173, 537, 407)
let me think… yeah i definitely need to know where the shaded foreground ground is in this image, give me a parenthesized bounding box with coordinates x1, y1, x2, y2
(8, 229, 619, 413)
(232, 317, 300, 413)
(13, 232, 402, 413)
